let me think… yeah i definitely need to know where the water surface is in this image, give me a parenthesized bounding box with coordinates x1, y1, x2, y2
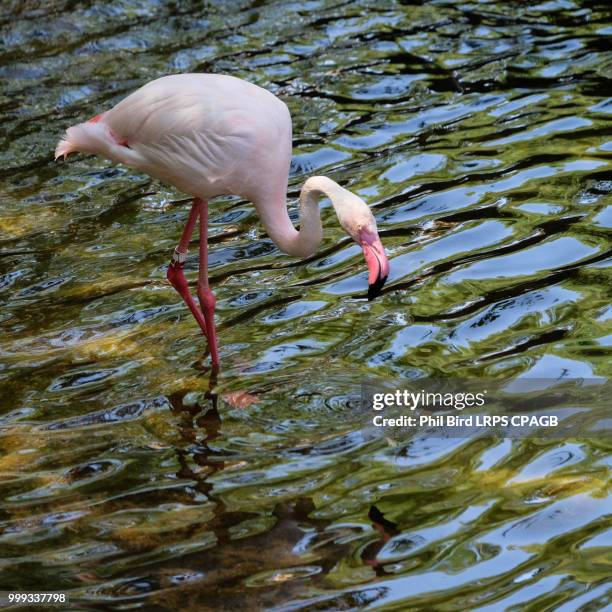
(0, 0, 611, 609)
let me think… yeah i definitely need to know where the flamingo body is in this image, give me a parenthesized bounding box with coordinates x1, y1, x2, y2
(59, 74, 292, 203)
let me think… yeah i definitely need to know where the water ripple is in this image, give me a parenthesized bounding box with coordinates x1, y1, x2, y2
(0, 0, 610, 609)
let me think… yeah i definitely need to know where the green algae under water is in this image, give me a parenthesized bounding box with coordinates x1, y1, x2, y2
(0, 0, 611, 609)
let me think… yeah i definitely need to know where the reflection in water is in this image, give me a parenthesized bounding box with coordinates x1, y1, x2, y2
(363, 505, 401, 571)
(0, 0, 611, 609)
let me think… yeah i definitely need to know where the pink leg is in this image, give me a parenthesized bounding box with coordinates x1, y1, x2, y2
(196, 199, 220, 368)
(167, 199, 208, 337)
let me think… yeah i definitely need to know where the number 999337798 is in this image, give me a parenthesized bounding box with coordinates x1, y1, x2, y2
(1, 593, 68, 606)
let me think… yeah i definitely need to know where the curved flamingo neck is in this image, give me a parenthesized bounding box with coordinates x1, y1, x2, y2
(255, 176, 346, 258)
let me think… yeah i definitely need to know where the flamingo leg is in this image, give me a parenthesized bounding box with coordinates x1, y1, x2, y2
(166, 198, 208, 337)
(196, 198, 220, 368)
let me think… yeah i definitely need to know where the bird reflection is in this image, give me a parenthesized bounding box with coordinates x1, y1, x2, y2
(160, 384, 398, 607)
(168, 377, 222, 502)
(362, 505, 400, 572)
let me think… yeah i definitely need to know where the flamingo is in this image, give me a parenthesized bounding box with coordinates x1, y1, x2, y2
(55, 73, 390, 369)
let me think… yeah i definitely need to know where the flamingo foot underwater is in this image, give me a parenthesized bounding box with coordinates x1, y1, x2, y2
(55, 73, 390, 368)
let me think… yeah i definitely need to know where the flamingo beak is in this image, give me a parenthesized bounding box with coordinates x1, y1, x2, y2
(360, 231, 390, 300)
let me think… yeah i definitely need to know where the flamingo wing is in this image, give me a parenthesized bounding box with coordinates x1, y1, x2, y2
(102, 74, 291, 200)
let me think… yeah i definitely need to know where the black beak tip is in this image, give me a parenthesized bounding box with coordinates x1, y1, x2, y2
(368, 274, 387, 301)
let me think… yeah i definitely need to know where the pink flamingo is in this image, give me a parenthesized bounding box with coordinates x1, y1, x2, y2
(55, 74, 390, 369)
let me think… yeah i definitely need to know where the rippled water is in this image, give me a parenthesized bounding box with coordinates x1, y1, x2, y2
(1, 0, 611, 609)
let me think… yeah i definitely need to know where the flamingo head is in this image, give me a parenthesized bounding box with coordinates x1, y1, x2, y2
(335, 194, 390, 300)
